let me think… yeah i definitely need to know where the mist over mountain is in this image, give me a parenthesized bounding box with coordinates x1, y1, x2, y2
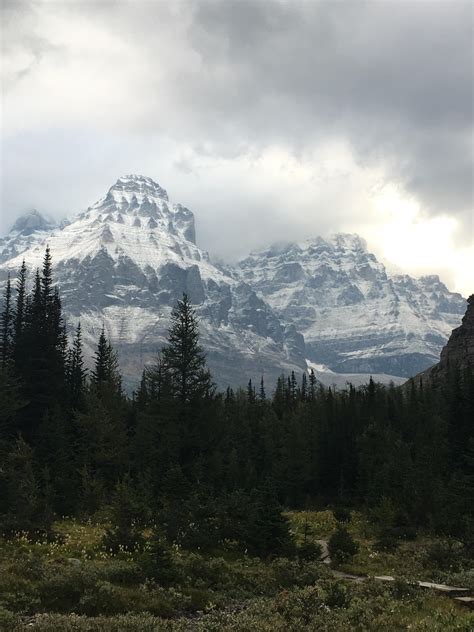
(0, 175, 466, 389)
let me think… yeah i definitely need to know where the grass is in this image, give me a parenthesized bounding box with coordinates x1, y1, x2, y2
(0, 512, 473, 631)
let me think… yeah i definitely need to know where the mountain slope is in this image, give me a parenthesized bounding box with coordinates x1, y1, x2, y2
(0, 176, 306, 389)
(0, 176, 466, 387)
(418, 293, 474, 384)
(235, 235, 466, 377)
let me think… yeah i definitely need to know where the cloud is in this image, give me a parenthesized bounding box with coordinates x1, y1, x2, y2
(0, 0, 472, 294)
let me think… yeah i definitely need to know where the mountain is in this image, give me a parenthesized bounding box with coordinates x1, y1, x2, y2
(0, 175, 466, 388)
(0, 210, 56, 264)
(235, 235, 466, 377)
(419, 293, 474, 383)
(0, 175, 306, 389)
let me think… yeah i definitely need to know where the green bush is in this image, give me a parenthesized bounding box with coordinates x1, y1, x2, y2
(139, 531, 178, 585)
(102, 524, 144, 554)
(38, 564, 98, 612)
(333, 507, 352, 524)
(296, 541, 322, 561)
(374, 532, 399, 552)
(92, 559, 144, 585)
(424, 539, 463, 572)
(328, 526, 359, 564)
(0, 606, 21, 631)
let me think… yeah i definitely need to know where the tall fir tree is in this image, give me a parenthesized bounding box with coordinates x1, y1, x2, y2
(0, 274, 13, 369)
(66, 323, 87, 409)
(92, 327, 122, 397)
(161, 294, 213, 403)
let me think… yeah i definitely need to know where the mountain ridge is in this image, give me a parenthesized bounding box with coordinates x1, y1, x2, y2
(0, 175, 466, 388)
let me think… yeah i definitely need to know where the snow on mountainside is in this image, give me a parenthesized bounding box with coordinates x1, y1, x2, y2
(0, 175, 306, 389)
(0, 175, 466, 387)
(236, 235, 466, 377)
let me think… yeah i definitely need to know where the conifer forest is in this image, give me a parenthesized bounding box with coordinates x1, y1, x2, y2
(0, 249, 473, 631)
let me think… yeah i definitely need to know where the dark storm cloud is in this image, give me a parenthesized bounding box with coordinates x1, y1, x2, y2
(180, 0, 473, 221)
(1, 0, 472, 256)
(66, 0, 471, 226)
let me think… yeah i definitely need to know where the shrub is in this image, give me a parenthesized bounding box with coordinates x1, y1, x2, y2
(92, 559, 144, 585)
(296, 541, 322, 561)
(275, 585, 326, 625)
(328, 526, 359, 564)
(139, 531, 178, 585)
(102, 524, 144, 554)
(38, 564, 98, 612)
(333, 507, 352, 524)
(0, 606, 21, 630)
(424, 539, 463, 572)
(374, 532, 399, 552)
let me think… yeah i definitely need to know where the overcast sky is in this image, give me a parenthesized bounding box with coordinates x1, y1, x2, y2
(1, 0, 473, 295)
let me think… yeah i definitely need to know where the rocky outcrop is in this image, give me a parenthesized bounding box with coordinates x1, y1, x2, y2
(438, 294, 474, 369)
(0, 175, 307, 390)
(411, 294, 473, 386)
(235, 236, 466, 377)
(420, 294, 474, 383)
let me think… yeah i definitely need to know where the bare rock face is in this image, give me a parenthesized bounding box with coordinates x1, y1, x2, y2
(438, 294, 474, 370)
(415, 294, 473, 385)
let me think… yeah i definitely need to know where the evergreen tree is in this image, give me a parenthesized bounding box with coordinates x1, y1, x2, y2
(0, 437, 52, 536)
(301, 372, 307, 401)
(92, 327, 122, 397)
(309, 368, 317, 401)
(17, 252, 67, 438)
(14, 259, 27, 341)
(0, 274, 13, 368)
(247, 378, 255, 403)
(66, 323, 87, 409)
(161, 294, 213, 403)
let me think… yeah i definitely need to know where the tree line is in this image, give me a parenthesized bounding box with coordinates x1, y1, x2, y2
(0, 249, 473, 554)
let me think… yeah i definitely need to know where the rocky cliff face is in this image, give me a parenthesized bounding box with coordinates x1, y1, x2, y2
(0, 175, 467, 389)
(235, 236, 466, 377)
(431, 294, 474, 375)
(0, 176, 306, 389)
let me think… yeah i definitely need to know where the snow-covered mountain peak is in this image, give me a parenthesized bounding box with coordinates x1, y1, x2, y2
(86, 175, 196, 244)
(0, 175, 308, 389)
(328, 233, 367, 252)
(236, 232, 465, 377)
(110, 174, 169, 201)
(10, 209, 55, 236)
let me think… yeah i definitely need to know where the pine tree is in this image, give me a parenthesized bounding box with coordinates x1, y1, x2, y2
(309, 368, 317, 401)
(14, 259, 27, 341)
(301, 372, 307, 401)
(14, 251, 67, 439)
(247, 379, 255, 403)
(259, 375, 266, 401)
(161, 294, 213, 403)
(67, 323, 87, 409)
(92, 327, 122, 397)
(0, 274, 13, 368)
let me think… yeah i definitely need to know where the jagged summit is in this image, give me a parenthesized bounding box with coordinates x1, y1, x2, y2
(0, 175, 307, 389)
(0, 175, 466, 386)
(108, 175, 169, 201)
(237, 234, 465, 377)
(10, 209, 55, 235)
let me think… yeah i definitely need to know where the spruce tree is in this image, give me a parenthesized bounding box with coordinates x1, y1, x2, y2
(309, 368, 317, 401)
(161, 294, 213, 403)
(92, 327, 122, 397)
(66, 322, 87, 409)
(0, 274, 13, 368)
(14, 259, 27, 341)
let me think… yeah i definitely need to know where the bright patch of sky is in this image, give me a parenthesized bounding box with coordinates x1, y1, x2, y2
(1, 0, 472, 296)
